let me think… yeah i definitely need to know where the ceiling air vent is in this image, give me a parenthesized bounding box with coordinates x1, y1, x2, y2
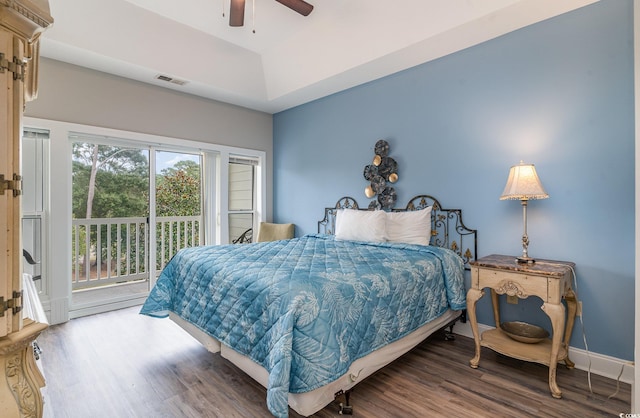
(154, 74, 188, 86)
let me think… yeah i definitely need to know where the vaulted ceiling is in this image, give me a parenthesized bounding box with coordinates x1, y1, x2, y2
(41, 0, 597, 113)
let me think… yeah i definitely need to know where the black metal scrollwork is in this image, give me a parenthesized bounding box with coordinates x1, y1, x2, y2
(363, 139, 399, 210)
(318, 195, 478, 269)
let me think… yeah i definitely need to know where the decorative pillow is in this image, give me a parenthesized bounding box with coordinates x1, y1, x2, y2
(256, 222, 294, 242)
(386, 207, 433, 245)
(335, 209, 387, 242)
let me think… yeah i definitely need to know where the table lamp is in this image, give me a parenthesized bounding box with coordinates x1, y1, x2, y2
(500, 161, 549, 263)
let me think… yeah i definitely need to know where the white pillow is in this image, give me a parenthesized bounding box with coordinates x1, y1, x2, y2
(335, 209, 387, 242)
(386, 207, 432, 245)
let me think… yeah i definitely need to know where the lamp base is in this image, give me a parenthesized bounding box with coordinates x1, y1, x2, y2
(516, 256, 536, 264)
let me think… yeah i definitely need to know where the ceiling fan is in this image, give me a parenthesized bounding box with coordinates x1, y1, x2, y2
(229, 0, 314, 27)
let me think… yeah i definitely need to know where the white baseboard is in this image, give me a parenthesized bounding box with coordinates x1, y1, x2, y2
(454, 321, 634, 385)
(46, 297, 69, 325)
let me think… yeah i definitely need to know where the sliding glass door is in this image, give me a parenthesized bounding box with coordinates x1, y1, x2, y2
(70, 140, 203, 311)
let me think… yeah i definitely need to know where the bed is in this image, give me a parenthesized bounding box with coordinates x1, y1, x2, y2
(140, 195, 477, 417)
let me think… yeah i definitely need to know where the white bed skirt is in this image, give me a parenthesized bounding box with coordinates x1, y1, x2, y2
(169, 309, 460, 416)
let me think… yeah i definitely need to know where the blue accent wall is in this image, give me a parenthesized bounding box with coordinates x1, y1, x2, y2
(273, 0, 634, 360)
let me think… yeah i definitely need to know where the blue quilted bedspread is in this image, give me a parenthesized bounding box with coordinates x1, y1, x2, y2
(140, 234, 465, 417)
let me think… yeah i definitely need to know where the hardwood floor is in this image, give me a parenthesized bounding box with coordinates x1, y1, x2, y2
(37, 306, 631, 418)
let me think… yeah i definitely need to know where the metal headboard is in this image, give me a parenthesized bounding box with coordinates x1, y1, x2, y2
(318, 195, 477, 269)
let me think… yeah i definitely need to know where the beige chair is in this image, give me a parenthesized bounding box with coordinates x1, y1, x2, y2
(256, 222, 294, 242)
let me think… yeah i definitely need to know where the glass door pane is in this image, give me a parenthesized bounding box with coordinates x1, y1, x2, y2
(154, 151, 203, 275)
(71, 141, 150, 308)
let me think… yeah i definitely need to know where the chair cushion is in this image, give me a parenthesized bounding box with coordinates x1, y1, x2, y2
(256, 222, 295, 242)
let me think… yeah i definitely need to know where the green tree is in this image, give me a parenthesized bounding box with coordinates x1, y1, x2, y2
(72, 143, 149, 219)
(156, 160, 201, 216)
(155, 159, 201, 269)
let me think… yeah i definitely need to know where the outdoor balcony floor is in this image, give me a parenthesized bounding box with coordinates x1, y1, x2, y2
(72, 279, 150, 311)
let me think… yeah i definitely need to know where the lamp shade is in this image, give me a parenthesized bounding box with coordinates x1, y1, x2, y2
(500, 161, 549, 201)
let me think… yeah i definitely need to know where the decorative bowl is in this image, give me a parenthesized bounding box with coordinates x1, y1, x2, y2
(500, 321, 549, 344)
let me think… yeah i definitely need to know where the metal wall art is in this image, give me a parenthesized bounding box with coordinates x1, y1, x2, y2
(363, 139, 399, 210)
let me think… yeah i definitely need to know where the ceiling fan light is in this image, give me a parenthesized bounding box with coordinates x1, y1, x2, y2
(229, 0, 245, 26)
(276, 0, 314, 16)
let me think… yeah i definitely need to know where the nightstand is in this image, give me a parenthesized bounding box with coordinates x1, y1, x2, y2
(466, 254, 577, 399)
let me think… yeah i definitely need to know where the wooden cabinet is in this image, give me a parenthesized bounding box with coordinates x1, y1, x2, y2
(0, 1, 52, 416)
(466, 254, 577, 398)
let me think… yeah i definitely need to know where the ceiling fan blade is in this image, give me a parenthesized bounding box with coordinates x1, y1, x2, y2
(229, 0, 245, 26)
(275, 0, 314, 16)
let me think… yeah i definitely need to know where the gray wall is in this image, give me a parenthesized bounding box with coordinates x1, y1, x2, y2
(26, 58, 274, 217)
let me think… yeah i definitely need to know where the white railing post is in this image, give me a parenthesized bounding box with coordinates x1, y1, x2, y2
(71, 215, 202, 291)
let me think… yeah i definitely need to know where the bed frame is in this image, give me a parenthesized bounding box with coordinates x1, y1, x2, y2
(171, 195, 477, 416)
(318, 195, 477, 268)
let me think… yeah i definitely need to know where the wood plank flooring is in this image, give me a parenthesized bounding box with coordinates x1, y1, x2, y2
(37, 306, 631, 417)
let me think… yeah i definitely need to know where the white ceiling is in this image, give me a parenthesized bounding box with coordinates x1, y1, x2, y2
(40, 0, 597, 114)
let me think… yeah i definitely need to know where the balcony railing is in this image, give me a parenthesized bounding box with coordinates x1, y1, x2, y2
(72, 215, 202, 291)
